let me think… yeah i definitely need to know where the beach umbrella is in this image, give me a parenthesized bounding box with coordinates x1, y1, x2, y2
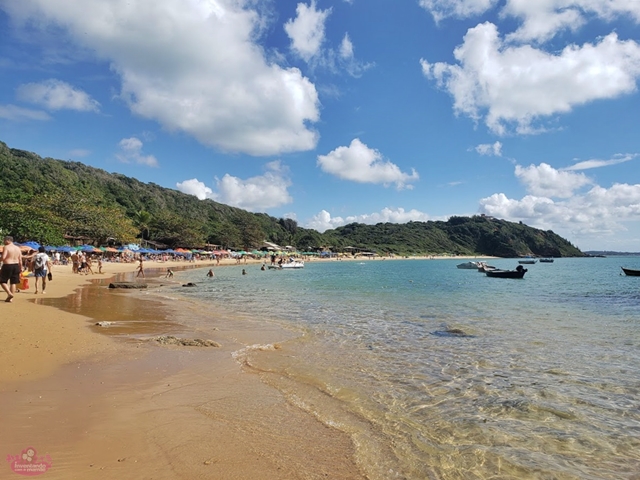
(19, 241, 41, 251)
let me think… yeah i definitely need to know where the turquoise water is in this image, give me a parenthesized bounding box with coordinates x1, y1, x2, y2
(169, 257, 640, 479)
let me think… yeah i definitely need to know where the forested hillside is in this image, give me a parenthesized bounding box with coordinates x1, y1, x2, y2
(0, 141, 583, 257)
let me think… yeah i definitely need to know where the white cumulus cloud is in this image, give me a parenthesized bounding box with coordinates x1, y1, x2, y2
(116, 137, 158, 167)
(284, 1, 331, 62)
(515, 163, 592, 198)
(176, 178, 213, 200)
(421, 24, 640, 135)
(16, 79, 100, 112)
(317, 138, 419, 190)
(479, 162, 640, 246)
(4, 0, 320, 156)
(475, 141, 502, 156)
(305, 207, 431, 232)
(419, 0, 498, 22)
(178, 161, 293, 211)
(503, 0, 640, 43)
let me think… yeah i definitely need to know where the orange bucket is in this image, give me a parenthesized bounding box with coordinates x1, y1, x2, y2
(20, 276, 29, 290)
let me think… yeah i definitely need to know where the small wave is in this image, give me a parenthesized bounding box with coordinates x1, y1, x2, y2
(232, 343, 280, 363)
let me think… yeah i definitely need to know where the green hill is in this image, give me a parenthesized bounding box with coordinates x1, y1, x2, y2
(0, 141, 583, 257)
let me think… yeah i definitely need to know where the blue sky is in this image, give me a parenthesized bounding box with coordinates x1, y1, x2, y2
(1, 0, 639, 251)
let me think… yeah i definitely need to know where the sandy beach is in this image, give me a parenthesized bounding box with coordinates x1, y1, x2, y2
(1, 254, 488, 479)
(0, 258, 369, 479)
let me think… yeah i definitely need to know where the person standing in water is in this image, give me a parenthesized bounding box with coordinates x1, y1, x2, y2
(136, 257, 145, 278)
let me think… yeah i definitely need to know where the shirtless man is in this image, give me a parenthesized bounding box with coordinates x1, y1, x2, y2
(1, 236, 23, 302)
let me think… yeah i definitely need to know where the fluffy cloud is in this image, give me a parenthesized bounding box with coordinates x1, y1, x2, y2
(421, 24, 640, 135)
(178, 161, 292, 211)
(305, 207, 431, 232)
(284, 1, 331, 62)
(16, 79, 100, 112)
(515, 163, 591, 198)
(283, 3, 371, 77)
(503, 0, 640, 43)
(418, 0, 498, 22)
(176, 178, 213, 200)
(5, 0, 319, 156)
(419, 1, 640, 42)
(317, 138, 419, 189)
(480, 163, 640, 244)
(475, 141, 502, 156)
(115, 137, 158, 167)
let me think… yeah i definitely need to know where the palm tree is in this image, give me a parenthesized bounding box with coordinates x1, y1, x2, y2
(134, 209, 152, 240)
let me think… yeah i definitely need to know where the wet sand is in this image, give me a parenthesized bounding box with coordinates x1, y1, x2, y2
(0, 260, 364, 479)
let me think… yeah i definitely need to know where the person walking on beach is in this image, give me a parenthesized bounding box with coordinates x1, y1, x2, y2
(97, 256, 103, 274)
(0, 236, 23, 302)
(70, 251, 79, 273)
(136, 257, 145, 278)
(85, 255, 95, 275)
(31, 246, 52, 294)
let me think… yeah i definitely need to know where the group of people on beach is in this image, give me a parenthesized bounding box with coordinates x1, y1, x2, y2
(1, 236, 53, 302)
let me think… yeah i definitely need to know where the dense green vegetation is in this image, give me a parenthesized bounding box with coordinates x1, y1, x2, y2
(0, 141, 583, 257)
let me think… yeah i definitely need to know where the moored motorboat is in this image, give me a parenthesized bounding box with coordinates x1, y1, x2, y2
(270, 260, 305, 269)
(518, 259, 537, 264)
(281, 260, 304, 268)
(621, 267, 640, 276)
(485, 265, 527, 279)
(457, 261, 478, 269)
(477, 261, 496, 272)
(539, 258, 554, 263)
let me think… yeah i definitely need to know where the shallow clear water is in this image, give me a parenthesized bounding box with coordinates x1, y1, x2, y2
(169, 257, 640, 479)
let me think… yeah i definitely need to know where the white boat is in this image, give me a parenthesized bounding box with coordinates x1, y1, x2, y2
(456, 261, 479, 269)
(518, 259, 537, 264)
(477, 261, 496, 272)
(269, 260, 304, 269)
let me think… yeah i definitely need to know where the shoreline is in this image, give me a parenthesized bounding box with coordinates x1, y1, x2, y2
(1, 254, 493, 478)
(0, 258, 367, 479)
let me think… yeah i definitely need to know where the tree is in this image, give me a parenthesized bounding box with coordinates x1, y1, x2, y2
(0, 203, 66, 244)
(134, 209, 152, 240)
(151, 212, 205, 248)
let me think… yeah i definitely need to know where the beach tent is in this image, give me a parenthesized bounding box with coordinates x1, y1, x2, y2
(19, 241, 41, 250)
(78, 244, 100, 253)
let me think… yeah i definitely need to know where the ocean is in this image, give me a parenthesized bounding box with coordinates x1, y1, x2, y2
(162, 257, 640, 479)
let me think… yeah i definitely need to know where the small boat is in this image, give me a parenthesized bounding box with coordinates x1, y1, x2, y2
(457, 261, 478, 269)
(621, 267, 640, 276)
(281, 260, 304, 269)
(270, 260, 305, 269)
(539, 258, 554, 263)
(518, 259, 537, 264)
(477, 261, 496, 272)
(485, 265, 527, 279)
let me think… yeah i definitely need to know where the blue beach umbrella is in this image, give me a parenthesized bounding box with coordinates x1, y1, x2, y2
(18, 241, 41, 250)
